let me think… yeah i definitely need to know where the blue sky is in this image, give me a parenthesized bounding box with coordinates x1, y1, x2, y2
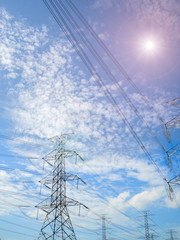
(0, 0, 180, 240)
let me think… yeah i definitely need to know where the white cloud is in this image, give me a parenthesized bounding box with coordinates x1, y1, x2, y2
(109, 191, 130, 210)
(128, 186, 164, 210)
(165, 188, 180, 208)
(98, 32, 109, 41)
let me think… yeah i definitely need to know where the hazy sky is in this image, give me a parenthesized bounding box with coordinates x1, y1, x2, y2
(0, 1, 180, 240)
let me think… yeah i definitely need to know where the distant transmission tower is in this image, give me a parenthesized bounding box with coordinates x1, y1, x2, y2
(139, 212, 158, 240)
(144, 211, 150, 240)
(139, 211, 152, 240)
(151, 233, 154, 240)
(36, 134, 87, 240)
(167, 229, 178, 240)
(151, 232, 158, 240)
(102, 215, 107, 240)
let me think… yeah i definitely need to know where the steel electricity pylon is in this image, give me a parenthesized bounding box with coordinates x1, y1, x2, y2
(102, 215, 107, 240)
(151, 233, 154, 240)
(139, 211, 152, 240)
(151, 232, 158, 240)
(36, 134, 87, 240)
(166, 229, 178, 240)
(144, 211, 150, 240)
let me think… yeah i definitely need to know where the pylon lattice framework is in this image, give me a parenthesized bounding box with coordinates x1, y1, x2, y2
(139, 211, 151, 240)
(102, 215, 107, 240)
(37, 135, 87, 240)
(167, 229, 178, 240)
(144, 211, 150, 240)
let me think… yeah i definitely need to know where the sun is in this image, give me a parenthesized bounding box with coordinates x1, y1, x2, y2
(144, 40, 156, 51)
(142, 38, 158, 55)
(137, 35, 161, 58)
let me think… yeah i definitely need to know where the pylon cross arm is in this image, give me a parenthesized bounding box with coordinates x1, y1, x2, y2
(66, 196, 88, 209)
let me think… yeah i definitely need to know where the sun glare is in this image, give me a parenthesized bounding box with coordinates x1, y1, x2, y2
(144, 40, 155, 51)
(142, 37, 158, 55)
(136, 35, 162, 59)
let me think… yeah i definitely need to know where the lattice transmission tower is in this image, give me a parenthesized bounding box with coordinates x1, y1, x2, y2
(151, 233, 154, 240)
(167, 229, 178, 240)
(151, 232, 158, 240)
(102, 215, 107, 240)
(163, 97, 180, 199)
(144, 211, 150, 240)
(36, 134, 87, 240)
(139, 211, 153, 240)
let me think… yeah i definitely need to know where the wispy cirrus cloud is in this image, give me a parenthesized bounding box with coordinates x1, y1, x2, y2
(92, 0, 114, 10)
(125, 0, 180, 41)
(92, 0, 180, 42)
(1, 7, 174, 151)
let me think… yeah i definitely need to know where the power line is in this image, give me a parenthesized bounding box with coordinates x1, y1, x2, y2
(0, 218, 38, 232)
(85, 206, 142, 238)
(69, 202, 142, 238)
(0, 185, 45, 201)
(0, 152, 46, 173)
(59, 0, 168, 163)
(166, 229, 178, 240)
(0, 153, 38, 159)
(66, 0, 166, 130)
(43, 0, 167, 186)
(67, 162, 145, 232)
(74, 181, 143, 233)
(0, 188, 40, 205)
(0, 134, 44, 147)
(0, 226, 37, 238)
(0, 211, 42, 223)
(75, 160, 167, 237)
(0, 165, 42, 175)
